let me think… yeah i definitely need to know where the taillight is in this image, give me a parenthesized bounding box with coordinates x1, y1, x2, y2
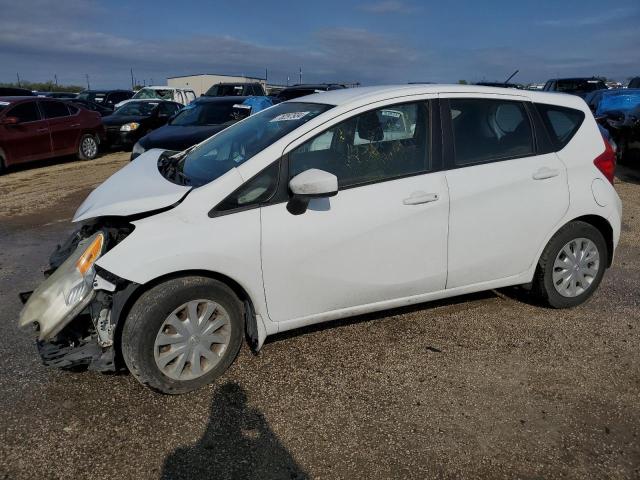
(594, 134, 616, 185)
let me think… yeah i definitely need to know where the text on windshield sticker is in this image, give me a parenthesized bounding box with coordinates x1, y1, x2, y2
(270, 112, 309, 122)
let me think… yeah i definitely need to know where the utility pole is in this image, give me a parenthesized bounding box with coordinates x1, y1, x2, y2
(130, 68, 135, 90)
(299, 67, 302, 84)
(265, 68, 268, 83)
(54, 74, 58, 87)
(85, 73, 90, 89)
(16, 72, 21, 87)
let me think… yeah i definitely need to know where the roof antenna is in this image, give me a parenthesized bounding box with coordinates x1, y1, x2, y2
(504, 70, 519, 85)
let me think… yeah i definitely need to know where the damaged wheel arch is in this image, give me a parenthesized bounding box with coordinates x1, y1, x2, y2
(108, 268, 264, 369)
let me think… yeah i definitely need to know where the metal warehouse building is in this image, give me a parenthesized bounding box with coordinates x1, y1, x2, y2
(167, 73, 266, 96)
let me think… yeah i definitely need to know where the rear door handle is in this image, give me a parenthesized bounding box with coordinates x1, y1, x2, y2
(403, 191, 439, 205)
(532, 167, 560, 180)
(36, 128, 49, 133)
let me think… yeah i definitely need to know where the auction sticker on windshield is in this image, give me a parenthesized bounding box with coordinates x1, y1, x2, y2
(270, 112, 309, 122)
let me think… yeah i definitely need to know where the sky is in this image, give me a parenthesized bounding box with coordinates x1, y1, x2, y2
(0, 0, 638, 89)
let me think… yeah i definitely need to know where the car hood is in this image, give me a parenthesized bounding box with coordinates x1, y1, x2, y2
(73, 149, 191, 222)
(140, 124, 230, 151)
(102, 114, 147, 126)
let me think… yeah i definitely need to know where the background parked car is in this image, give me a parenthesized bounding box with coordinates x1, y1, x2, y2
(595, 89, 640, 163)
(203, 82, 266, 97)
(132, 96, 247, 160)
(0, 87, 35, 96)
(76, 89, 133, 111)
(116, 86, 196, 108)
(131, 95, 274, 160)
(36, 92, 78, 99)
(476, 82, 524, 89)
(542, 77, 607, 98)
(102, 100, 182, 150)
(64, 98, 113, 117)
(274, 84, 347, 102)
(628, 77, 640, 89)
(0, 96, 104, 171)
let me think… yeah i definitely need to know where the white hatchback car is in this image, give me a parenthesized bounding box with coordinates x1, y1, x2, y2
(19, 85, 621, 393)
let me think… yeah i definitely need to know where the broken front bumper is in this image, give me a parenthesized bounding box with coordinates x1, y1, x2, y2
(18, 233, 103, 341)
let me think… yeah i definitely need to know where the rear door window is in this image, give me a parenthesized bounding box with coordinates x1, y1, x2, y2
(535, 104, 585, 150)
(7, 102, 41, 122)
(448, 98, 534, 166)
(40, 101, 70, 119)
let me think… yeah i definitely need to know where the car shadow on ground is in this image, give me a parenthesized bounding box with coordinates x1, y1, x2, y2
(160, 381, 309, 480)
(266, 290, 502, 346)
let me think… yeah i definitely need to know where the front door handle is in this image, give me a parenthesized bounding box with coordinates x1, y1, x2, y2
(403, 191, 439, 205)
(36, 128, 48, 133)
(532, 167, 560, 180)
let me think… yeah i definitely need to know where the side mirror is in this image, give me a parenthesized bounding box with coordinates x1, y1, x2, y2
(287, 168, 338, 215)
(1, 116, 19, 126)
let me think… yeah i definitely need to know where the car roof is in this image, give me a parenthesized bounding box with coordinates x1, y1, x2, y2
(282, 84, 344, 90)
(81, 89, 131, 93)
(214, 82, 260, 85)
(291, 84, 588, 110)
(138, 86, 189, 91)
(0, 96, 64, 103)
(196, 96, 250, 104)
(549, 77, 605, 82)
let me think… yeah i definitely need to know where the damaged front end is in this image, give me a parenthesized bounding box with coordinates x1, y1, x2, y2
(18, 221, 135, 372)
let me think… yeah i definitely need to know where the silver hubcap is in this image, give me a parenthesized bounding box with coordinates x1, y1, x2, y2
(154, 300, 231, 381)
(82, 137, 97, 157)
(552, 238, 600, 298)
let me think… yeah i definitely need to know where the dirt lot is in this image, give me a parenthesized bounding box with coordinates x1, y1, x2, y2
(0, 153, 639, 479)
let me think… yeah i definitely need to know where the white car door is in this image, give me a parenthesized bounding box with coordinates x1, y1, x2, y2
(260, 100, 450, 324)
(441, 94, 570, 288)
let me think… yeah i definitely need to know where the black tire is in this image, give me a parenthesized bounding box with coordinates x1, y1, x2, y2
(0, 152, 6, 175)
(121, 276, 244, 394)
(78, 134, 99, 160)
(532, 221, 608, 308)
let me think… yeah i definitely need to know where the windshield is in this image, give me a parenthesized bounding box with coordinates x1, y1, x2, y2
(77, 91, 106, 103)
(170, 102, 236, 126)
(115, 101, 158, 116)
(557, 80, 606, 93)
(133, 88, 173, 100)
(205, 84, 246, 96)
(174, 102, 332, 187)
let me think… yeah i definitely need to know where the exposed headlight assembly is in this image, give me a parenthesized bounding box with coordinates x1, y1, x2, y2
(19, 232, 105, 340)
(120, 122, 140, 132)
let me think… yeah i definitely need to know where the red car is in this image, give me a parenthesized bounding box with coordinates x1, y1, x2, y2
(0, 96, 105, 172)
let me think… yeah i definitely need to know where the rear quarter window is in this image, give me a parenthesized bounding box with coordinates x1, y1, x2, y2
(535, 103, 585, 150)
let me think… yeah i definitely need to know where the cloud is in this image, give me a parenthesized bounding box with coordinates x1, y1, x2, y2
(537, 7, 638, 27)
(358, 1, 417, 14)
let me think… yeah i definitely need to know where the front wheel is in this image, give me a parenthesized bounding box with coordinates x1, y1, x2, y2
(532, 221, 607, 308)
(122, 276, 244, 394)
(78, 134, 99, 160)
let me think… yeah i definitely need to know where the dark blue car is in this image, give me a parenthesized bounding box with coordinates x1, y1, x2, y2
(131, 96, 275, 160)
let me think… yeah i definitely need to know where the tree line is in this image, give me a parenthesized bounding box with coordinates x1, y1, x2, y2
(0, 80, 85, 93)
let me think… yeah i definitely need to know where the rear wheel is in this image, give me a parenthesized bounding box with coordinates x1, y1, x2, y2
(122, 276, 244, 394)
(78, 134, 99, 160)
(0, 152, 6, 174)
(532, 221, 607, 308)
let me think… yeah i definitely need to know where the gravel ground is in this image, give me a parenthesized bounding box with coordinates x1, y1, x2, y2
(0, 154, 638, 479)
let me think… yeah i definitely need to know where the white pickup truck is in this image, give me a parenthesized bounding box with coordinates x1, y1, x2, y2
(115, 86, 196, 108)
